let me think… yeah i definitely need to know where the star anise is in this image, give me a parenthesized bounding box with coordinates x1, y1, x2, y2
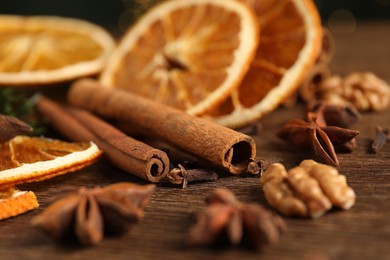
(188, 188, 286, 250)
(277, 112, 359, 166)
(0, 114, 32, 142)
(31, 182, 155, 246)
(308, 101, 361, 128)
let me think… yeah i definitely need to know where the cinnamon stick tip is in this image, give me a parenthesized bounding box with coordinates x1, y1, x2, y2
(67, 78, 101, 103)
(222, 136, 256, 174)
(145, 150, 170, 183)
(72, 77, 98, 87)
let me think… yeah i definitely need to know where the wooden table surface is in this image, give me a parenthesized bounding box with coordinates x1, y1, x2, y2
(1, 21, 389, 260)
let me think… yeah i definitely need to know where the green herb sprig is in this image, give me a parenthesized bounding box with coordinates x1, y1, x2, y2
(0, 88, 46, 135)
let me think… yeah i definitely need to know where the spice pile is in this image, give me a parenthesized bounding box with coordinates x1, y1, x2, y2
(0, 0, 389, 254)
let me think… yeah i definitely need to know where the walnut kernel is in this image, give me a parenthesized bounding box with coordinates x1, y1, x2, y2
(300, 160, 356, 209)
(260, 160, 356, 218)
(319, 72, 390, 111)
(260, 163, 308, 217)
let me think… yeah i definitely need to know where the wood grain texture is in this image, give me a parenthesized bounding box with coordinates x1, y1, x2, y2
(0, 21, 389, 259)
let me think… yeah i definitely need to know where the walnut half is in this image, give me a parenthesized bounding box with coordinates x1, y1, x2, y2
(260, 160, 355, 219)
(319, 72, 390, 112)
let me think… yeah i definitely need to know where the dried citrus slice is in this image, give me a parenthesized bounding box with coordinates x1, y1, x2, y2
(0, 186, 39, 220)
(0, 136, 102, 188)
(100, 0, 259, 115)
(0, 15, 115, 85)
(208, 0, 323, 128)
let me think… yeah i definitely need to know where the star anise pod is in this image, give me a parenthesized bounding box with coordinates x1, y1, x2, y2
(0, 114, 32, 142)
(188, 188, 286, 250)
(277, 112, 359, 166)
(308, 101, 361, 128)
(31, 182, 155, 246)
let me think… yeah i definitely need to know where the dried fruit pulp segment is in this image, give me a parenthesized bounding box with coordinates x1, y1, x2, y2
(100, 0, 259, 115)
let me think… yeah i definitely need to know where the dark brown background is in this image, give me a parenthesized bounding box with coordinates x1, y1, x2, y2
(0, 12, 389, 260)
(1, 0, 389, 28)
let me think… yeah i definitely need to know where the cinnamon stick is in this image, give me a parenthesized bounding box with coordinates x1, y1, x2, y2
(299, 62, 331, 103)
(36, 96, 169, 183)
(318, 27, 336, 65)
(67, 79, 256, 174)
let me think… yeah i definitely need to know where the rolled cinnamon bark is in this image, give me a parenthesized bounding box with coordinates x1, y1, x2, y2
(68, 79, 256, 174)
(36, 96, 169, 183)
(299, 63, 331, 103)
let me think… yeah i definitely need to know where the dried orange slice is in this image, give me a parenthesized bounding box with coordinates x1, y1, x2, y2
(100, 0, 259, 115)
(0, 15, 115, 85)
(0, 136, 102, 188)
(208, 0, 323, 128)
(0, 186, 39, 220)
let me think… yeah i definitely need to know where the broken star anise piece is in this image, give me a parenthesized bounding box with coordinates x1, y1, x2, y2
(31, 182, 155, 246)
(277, 113, 359, 166)
(0, 114, 32, 142)
(188, 188, 286, 250)
(371, 125, 390, 153)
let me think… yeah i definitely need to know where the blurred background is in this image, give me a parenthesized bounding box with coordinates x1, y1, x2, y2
(1, 0, 389, 33)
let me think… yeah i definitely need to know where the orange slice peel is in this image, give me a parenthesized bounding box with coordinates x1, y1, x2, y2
(100, 0, 260, 115)
(0, 186, 39, 220)
(0, 15, 115, 86)
(0, 136, 102, 189)
(208, 0, 323, 128)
